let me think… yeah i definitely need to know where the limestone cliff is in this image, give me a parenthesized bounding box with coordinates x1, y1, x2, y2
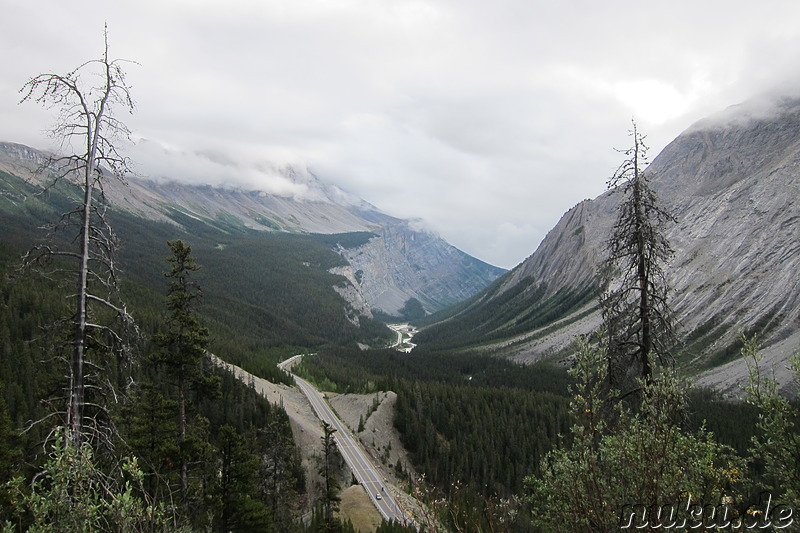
(337, 212, 505, 314)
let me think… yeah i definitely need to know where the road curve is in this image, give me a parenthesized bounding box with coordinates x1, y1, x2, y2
(279, 355, 407, 525)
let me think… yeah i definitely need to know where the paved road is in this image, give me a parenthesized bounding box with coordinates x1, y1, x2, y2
(279, 355, 407, 525)
(387, 324, 418, 352)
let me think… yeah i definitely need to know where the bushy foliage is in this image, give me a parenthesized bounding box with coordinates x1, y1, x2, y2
(2, 429, 185, 533)
(525, 338, 744, 532)
(744, 336, 800, 507)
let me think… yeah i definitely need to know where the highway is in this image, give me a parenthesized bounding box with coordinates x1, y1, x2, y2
(279, 355, 407, 525)
(387, 323, 418, 352)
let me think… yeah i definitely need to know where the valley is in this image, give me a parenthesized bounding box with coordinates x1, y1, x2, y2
(416, 96, 800, 397)
(0, 91, 798, 532)
(293, 366, 405, 524)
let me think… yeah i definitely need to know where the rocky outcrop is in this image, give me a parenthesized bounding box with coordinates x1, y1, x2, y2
(329, 265, 373, 324)
(337, 214, 505, 314)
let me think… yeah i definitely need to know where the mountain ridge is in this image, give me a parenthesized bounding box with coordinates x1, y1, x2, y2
(418, 95, 800, 395)
(0, 141, 504, 316)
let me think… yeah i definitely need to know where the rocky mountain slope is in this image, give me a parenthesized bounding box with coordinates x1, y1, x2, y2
(423, 95, 800, 394)
(0, 141, 503, 316)
(339, 209, 507, 313)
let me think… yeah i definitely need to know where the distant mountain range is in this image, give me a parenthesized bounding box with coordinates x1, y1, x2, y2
(5, 93, 798, 395)
(0, 141, 504, 317)
(417, 94, 800, 395)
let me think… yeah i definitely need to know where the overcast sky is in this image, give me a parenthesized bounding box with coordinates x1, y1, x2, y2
(3, 1, 800, 268)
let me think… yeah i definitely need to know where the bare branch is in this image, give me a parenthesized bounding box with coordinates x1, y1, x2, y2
(19, 27, 137, 446)
(85, 294, 133, 320)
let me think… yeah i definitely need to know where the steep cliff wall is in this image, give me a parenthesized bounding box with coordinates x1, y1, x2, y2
(338, 214, 505, 314)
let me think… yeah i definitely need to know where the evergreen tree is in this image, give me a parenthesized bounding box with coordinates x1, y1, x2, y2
(303, 506, 358, 533)
(259, 416, 304, 530)
(213, 425, 271, 532)
(375, 521, 417, 533)
(0, 384, 21, 519)
(525, 124, 742, 531)
(151, 240, 220, 510)
(119, 382, 178, 500)
(600, 121, 677, 401)
(319, 421, 341, 532)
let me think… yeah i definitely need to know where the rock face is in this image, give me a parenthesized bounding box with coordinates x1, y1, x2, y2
(338, 211, 506, 314)
(0, 141, 504, 316)
(328, 265, 373, 323)
(466, 95, 800, 393)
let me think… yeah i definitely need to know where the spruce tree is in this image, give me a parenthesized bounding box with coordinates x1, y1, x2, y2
(152, 240, 219, 510)
(525, 123, 743, 531)
(214, 425, 271, 532)
(119, 383, 178, 499)
(0, 384, 20, 518)
(319, 421, 341, 532)
(600, 121, 677, 401)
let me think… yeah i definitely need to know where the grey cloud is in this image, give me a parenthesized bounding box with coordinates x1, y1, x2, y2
(4, 0, 800, 268)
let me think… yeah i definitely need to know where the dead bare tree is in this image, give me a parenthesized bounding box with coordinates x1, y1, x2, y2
(19, 26, 137, 446)
(600, 121, 677, 403)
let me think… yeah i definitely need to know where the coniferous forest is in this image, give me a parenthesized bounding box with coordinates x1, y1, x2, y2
(0, 164, 395, 530)
(294, 341, 793, 531)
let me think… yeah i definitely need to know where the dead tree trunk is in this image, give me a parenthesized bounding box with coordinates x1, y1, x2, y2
(21, 26, 136, 446)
